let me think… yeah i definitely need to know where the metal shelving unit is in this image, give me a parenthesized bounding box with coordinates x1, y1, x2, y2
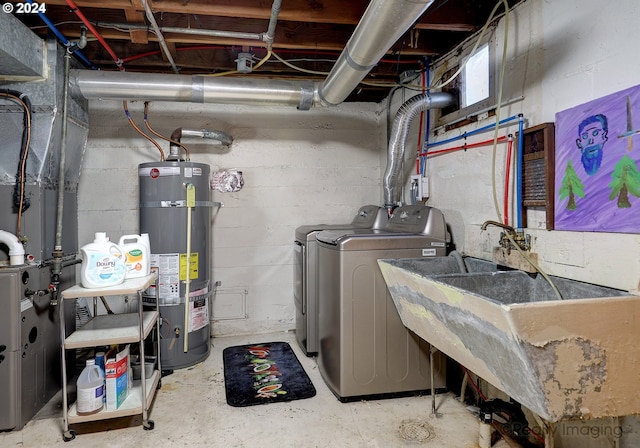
(59, 273, 160, 442)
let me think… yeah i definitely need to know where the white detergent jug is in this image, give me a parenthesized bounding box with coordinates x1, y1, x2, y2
(118, 234, 151, 279)
(80, 232, 126, 288)
(76, 359, 104, 415)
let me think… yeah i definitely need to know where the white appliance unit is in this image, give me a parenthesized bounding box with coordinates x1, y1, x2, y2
(294, 205, 387, 356)
(316, 205, 449, 401)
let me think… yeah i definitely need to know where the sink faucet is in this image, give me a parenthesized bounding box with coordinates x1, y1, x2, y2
(480, 220, 516, 234)
(481, 220, 531, 252)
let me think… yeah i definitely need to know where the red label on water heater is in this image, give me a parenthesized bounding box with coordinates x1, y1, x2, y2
(138, 166, 181, 178)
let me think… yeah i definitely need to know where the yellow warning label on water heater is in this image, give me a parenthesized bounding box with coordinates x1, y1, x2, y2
(179, 252, 199, 280)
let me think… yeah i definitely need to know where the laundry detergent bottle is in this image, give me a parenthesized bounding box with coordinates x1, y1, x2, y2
(80, 232, 126, 288)
(118, 234, 151, 279)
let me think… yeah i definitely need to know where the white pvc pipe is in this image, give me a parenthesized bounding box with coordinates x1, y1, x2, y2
(0, 230, 25, 265)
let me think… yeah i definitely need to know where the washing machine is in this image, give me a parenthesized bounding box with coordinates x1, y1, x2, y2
(316, 205, 448, 401)
(294, 205, 387, 356)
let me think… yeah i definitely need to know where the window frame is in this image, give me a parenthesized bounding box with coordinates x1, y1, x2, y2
(433, 35, 496, 128)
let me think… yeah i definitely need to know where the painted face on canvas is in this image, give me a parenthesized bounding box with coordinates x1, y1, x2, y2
(576, 114, 608, 175)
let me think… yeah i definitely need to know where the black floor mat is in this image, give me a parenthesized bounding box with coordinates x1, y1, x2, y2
(223, 342, 316, 407)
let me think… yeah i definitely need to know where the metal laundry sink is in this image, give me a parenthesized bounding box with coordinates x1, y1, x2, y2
(378, 257, 640, 422)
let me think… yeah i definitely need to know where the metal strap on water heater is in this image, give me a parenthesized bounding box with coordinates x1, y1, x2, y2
(140, 200, 222, 208)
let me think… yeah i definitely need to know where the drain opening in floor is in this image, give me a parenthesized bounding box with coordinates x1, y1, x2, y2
(398, 419, 437, 443)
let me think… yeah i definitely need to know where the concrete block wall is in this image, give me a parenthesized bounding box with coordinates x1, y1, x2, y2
(78, 99, 384, 335)
(421, 0, 640, 292)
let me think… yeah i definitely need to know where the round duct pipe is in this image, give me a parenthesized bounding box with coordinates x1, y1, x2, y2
(383, 92, 454, 209)
(69, 70, 317, 110)
(318, 0, 436, 106)
(69, 0, 438, 110)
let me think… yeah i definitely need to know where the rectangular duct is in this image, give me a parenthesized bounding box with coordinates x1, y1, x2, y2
(0, 11, 46, 80)
(0, 22, 89, 262)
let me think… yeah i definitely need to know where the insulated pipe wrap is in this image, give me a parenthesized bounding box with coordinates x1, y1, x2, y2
(383, 92, 454, 207)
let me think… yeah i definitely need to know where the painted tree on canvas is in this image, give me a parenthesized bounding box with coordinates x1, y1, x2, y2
(559, 160, 585, 210)
(608, 155, 640, 208)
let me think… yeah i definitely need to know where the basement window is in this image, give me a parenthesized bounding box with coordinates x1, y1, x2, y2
(463, 44, 489, 107)
(435, 41, 495, 129)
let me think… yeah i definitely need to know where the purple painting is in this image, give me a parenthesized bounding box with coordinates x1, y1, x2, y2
(555, 85, 640, 233)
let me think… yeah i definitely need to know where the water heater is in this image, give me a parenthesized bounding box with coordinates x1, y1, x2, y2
(139, 161, 211, 370)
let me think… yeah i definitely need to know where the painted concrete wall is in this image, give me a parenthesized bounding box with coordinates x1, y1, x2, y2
(76, 0, 639, 335)
(78, 100, 384, 334)
(422, 0, 640, 292)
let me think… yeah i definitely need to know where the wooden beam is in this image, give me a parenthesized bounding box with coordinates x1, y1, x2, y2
(41, 0, 368, 24)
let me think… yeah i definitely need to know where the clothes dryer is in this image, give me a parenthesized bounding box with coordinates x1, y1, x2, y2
(294, 205, 387, 355)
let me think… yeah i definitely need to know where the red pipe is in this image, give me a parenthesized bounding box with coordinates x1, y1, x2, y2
(504, 136, 513, 226)
(419, 135, 507, 158)
(65, 0, 124, 70)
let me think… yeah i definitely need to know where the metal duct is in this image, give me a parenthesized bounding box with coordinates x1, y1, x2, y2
(69, 0, 436, 109)
(318, 0, 435, 106)
(383, 92, 454, 209)
(179, 129, 233, 146)
(69, 70, 317, 110)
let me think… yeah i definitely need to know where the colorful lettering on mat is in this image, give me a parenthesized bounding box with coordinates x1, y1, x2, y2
(245, 344, 287, 399)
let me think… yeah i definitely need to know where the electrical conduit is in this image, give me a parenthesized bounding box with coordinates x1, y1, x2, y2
(141, 0, 178, 74)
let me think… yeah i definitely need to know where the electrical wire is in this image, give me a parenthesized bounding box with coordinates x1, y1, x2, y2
(0, 91, 32, 239)
(201, 50, 272, 77)
(480, 0, 563, 301)
(123, 101, 165, 161)
(490, 0, 510, 226)
(143, 101, 190, 161)
(429, 1, 509, 91)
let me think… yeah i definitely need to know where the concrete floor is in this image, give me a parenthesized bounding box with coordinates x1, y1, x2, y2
(0, 331, 482, 447)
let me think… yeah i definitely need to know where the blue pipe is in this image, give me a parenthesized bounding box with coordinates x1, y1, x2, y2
(25, 0, 97, 69)
(516, 114, 524, 228)
(426, 114, 519, 148)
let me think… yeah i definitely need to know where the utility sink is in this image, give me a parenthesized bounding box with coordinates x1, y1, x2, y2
(378, 255, 640, 422)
